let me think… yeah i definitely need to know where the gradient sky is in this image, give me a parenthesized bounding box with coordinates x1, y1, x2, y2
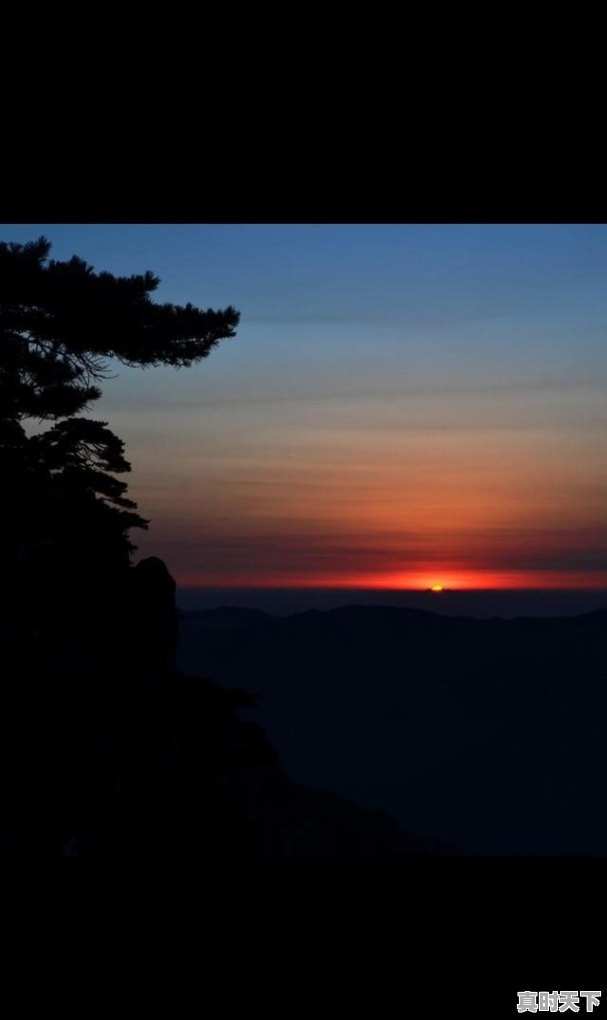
(4, 223, 607, 589)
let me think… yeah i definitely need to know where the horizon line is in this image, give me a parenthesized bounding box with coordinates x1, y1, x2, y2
(176, 584, 607, 592)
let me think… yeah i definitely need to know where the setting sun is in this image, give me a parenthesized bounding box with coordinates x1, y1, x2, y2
(430, 585, 444, 592)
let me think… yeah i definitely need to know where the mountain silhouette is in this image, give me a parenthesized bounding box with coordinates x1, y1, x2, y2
(12, 560, 428, 860)
(178, 602, 607, 855)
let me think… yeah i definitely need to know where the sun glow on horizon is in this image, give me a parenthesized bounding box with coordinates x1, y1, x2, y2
(173, 567, 607, 591)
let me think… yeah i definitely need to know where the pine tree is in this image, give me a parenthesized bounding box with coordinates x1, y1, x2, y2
(0, 236, 239, 629)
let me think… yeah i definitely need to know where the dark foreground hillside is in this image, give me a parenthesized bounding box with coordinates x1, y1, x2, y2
(0, 559, 427, 859)
(178, 603, 607, 855)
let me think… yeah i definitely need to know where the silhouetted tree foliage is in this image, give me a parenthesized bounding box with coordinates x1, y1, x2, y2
(0, 236, 239, 632)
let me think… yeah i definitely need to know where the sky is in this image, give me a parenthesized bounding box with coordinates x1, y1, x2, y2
(4, 223, 607, 590)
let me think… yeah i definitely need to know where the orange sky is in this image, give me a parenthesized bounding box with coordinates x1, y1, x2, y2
(126, 388, 607, 590)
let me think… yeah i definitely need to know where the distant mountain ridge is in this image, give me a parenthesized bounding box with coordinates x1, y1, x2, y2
(182, 601, 607, 628)
(178, 601, 607, 855)
(177, 586, 607, 619)
(182, 606, 274, 629)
